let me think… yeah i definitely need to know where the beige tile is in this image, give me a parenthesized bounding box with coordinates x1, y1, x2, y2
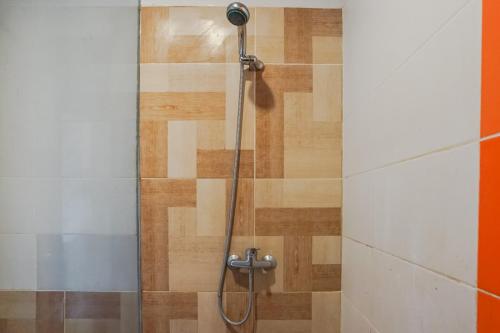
(225, 64, 255, 150)
(140, 64, 226, 92)
(256, 8, 285, 63)
(168, 7, 233, 37)
(197, 121, 225, 150)
(197, 293, 227, 333)
(0, 291, 36, 319)
(284, 92, 342, 178)
(256, 320, 311, 333)
(168, 208, 197, 238)
(168, 121, 197, 178)
(312, 292, 340, 333)
(255, 179, 342, 208)
(313, 65, 342, 122)
(255, 236, 284, 293)
(197, 179, 226, 236)
(312, 36, 342, 64)
(170, 319, 197, 333)
(312, 236, 341, 265)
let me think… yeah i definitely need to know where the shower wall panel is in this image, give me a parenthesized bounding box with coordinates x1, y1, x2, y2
(139, 6, 343, 333)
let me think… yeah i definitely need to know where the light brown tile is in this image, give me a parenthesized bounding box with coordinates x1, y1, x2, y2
(310, 9, 342, 37)
(256, 320, 311, 333)
(142, 292, 197, 321)
(255, 179, 342, 208)
(312, 236, 341, 265)
(255, 236, 284, 293)
(197, 150, 254, 178)
(255, 208, 341, 236)
(168, 121, 197, 178)
(65, 293, 120, 319)
(140, 121, 168, 178)
(197, 121, 225, 150)
(255, 8, 284, 64)
(141, 179, 197, 208)
(140, 7, 170, 63)
(140, 64, 226, 93)
(225, 293, 255, 333)
(256, 293, 311, 320)
(197, 179, 226, 236)
(141, 196, 169, 291)
(312, 264, 341, 292)
(170, 319, 197, 333)
(65, 319, 120, 333)
(226, 179, 254, 236)
(141, 93, 225, 121)
(0, 291, 36, 319)
(197, 292, 226, 333)
(284, 236, 312, 291)
(36, 292, 64, 333)
(312, 292, 340, 333)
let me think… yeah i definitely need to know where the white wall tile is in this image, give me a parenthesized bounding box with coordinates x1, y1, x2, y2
(341, 295, 372, 333)
(0, 234, 37, 290)
(344, 0, 481, 175)
(344, 143, 479, 284)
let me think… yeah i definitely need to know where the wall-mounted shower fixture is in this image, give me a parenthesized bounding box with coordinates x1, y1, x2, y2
(217, 2, 274, 327)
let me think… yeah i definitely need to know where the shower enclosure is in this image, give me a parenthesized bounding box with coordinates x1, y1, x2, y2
(0, 0, 140, 331)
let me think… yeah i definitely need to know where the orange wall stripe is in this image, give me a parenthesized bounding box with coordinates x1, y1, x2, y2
(478, 292, 500, 333)
(481, 0, 500, 137)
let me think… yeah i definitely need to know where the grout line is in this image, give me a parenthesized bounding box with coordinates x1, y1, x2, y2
(341, 293, 380, 332)
(478, 288, 500, 300)
(344, 138, 478, 179)
(343, 235, 478, 291)
(480, 132, 500, 142)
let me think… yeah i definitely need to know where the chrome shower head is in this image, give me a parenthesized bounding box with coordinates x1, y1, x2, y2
(226, 2, 250, 26)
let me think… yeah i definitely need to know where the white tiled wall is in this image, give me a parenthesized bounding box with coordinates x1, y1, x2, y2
(342, 0, 482, 331)
(0, 2, 138, 291)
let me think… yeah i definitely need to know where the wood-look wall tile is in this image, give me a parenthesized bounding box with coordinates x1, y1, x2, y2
(142, 292, 197, 321)
(311, 292, 340, 333)
(168, 121, 197, 178)
(256, 320, 311, 333)
(141, 179, 197, 208)
(141, 93, 225, 121)
(168, 208, 197, 238)
(197, 293, 227, 333)
(65, 292, 121, 319)
(226, 179, 254, 236)
(311, 264, 341, 292)
(197, 179, 226, 236)
(140, 121, 168, 178)
(225, 293, 255, 333)
(0, 291, 36, 319)
(312, 37, 342, 64)
(170, 319, 197, 333)
(310, 9, 342, 37)
(140, 64, 226, 93)
(284, 236, 312, 291)
(255, 8, 285, 64)
(197, 150, 254, 178)
(255, 179, 342, 208)
(65, 319, 120, 333)
(312, 236, 341, 265)
(36, 292, 64, 333)
(140, 7, 170, 64)
(141, 197, 169, 291)
(120, 293, 139, 333)
(284, 8, 313, 64)
(255, 236, 284, 293)
(256, 293, 312, 320)
(255, 208, 341, 236)
(197, 121, 225, 150)
(313, 65, 342, 123)
(0, 319, 35, 333)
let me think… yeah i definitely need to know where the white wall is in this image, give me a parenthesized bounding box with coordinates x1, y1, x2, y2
(0, 1, 139, 291)
(342, 0, 481, 332)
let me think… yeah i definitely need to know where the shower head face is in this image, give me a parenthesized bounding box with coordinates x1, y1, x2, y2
(226, 2, 250, 26)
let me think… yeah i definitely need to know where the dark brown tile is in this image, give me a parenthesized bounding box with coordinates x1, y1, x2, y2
(140, 121, 168, 178)
(142, 292, 197, 321)
(284, 9, 313, 63)
(65, 292, 121, 319)
(225, 293, 255, 333)
(141, 198, 169, 291)
(140, 92, 225, 121)
(226, 179, 254, 236)
(255, 208, 341, 236)
(312, 264, 341, 291)
(256, 293, 311, 320)
(141, 179, 197, 207)
(0, 319, 35, 333)
(311, 9, 342, 37)
(36, 292, 64, 333)
(197, 150, 254, 178)
(284, 236, 312, 292)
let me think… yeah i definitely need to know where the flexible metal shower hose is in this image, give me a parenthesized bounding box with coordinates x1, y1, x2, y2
(216, 62, 254, 326)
